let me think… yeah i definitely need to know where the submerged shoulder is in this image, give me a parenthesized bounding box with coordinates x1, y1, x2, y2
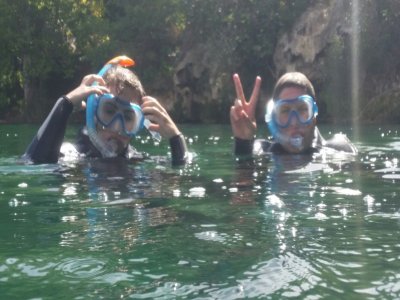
(253, 139, 274, 155)
(324, 133, 358, 154)
(60, 142, 81, 160)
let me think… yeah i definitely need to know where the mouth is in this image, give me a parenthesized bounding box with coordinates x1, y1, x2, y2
(104, 136, 126, 152)
(288, 130, 304, 138)
(288, 133, 302, 147)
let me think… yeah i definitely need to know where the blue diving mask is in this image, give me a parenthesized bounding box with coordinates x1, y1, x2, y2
(267, 95, 318, 128)
(265, 95, 318, 150)
(85, 55, 146, 158)
(94, 93, 144, 137)
(86, 93, 144, 158)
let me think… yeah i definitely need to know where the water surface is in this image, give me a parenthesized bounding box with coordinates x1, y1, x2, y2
(1, 124, 400, 299)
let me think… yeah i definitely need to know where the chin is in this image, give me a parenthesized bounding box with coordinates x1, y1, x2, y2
(106, 138, 128, 154)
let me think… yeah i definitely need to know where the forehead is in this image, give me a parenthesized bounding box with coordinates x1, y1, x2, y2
(278, 86, 306, 100)
(108, 83, 141, 104)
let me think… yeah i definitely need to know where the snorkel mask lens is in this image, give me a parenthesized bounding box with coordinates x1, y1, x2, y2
(96, 94, 144, 137)
(265, 95, 318, 151)
(272, 95, 318, 128)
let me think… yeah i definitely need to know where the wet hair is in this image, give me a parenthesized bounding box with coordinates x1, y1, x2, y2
(272, 72, 316, 100)
(103, 65, 145, 99)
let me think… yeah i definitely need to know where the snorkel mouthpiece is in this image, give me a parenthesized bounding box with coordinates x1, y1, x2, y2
(143, 119, 162, 143)
(289, 135, 304, 150)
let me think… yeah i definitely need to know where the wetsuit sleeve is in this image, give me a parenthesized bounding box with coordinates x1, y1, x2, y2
(23, 96, 74, 164)
(234, 137, 254, 156)
(169, 133, 188, 166)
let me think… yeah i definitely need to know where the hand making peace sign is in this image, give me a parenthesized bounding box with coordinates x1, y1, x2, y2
(229, 73, 262, 140)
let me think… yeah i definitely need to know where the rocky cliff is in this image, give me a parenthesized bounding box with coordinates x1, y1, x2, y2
(172, 0, 400, 123)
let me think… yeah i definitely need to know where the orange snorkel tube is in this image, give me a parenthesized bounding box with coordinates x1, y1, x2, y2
(97, 55, 135, 77)
(105, 55, 135, 68)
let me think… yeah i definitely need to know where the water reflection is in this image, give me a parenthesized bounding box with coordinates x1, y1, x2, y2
(3, 125, 400, 298)
(54, 157, 185, 253)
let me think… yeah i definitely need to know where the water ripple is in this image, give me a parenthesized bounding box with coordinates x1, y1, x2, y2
(56, 257, 107, 279)
(128, 252, 320, 299)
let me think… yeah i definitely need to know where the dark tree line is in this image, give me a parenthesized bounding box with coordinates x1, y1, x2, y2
(0, 0, 399, 123)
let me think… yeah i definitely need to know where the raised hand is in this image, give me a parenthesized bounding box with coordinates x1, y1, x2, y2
(141, 96, 181, 139)
(230, 73, 261, 140)
(66, 74, 109, 109)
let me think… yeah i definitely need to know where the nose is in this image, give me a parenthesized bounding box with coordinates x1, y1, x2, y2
(287, 110, 300, 127)
(108, 116, 124, 134)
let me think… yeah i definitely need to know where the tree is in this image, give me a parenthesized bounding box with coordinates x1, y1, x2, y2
(0, 0, 109, 122)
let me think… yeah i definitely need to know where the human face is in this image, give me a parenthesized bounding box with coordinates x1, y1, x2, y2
(273, 95, 316, 128)
(95, 85, 143, 155)
(275, 87, 316, 153)
(96, 94, 143, 136)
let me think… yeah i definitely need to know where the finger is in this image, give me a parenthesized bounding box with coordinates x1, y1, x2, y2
(83, 74, 106, 86)
(248, 76, 262, 113)
(234, 98, 243, 109)
(141, 96, 167, 112)
(231, 102, 250, 122)
(90, 86, 109, 95)
(230, 106, 239, 122)
(146, 123, 159, 132)
(144, 116, 159, 128)
(233, 73, 246, 103)
(141, 96, 159, 106)
(142, 95, 156, 103)
(144, 113, 159, 123)
(143, 103, 170, 119)
(142, 106, 162, 117)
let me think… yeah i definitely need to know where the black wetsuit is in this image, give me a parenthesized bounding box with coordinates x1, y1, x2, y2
(234, 127, 357, 156)
(23, 96, 188, 165)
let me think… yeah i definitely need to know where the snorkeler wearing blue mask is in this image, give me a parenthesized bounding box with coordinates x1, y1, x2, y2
(24, 56, 188, 165)
(230, 72, 357, 156)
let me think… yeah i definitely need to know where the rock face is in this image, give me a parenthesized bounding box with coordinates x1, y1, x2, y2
(273, 1, 351, 79)
(173, 44, 231, 123)
(273, 0, 400, 123)
(172, 0, 400, 123)
(273, 1, 354, 122)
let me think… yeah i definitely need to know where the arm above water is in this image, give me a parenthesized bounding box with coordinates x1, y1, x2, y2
(230, 74, 261, 157)
(169, 133, 188, 166)
(23, 74, 109, 164)
(23, 96, 74, 164)
(141, 96, 188, 166)
(234, 137, 254, 156)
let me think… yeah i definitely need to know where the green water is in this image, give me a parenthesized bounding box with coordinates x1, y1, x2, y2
(1, 124, 400, 299)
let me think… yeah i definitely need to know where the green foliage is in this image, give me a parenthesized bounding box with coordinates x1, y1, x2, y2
(103, 0, 184, 90)
(1, 0, 400, 123)
(0, 0, 108, 121)
(180, 0, 310, 82)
